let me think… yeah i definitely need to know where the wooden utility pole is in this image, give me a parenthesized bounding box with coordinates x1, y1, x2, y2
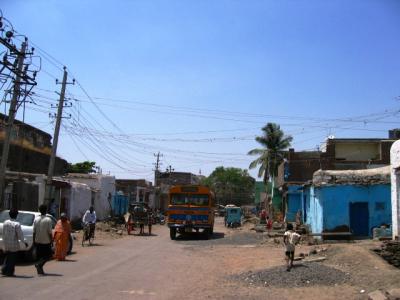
(153, 152, 162, 186)
(45, 66, 69, 204)
(0, 41, 27, 208)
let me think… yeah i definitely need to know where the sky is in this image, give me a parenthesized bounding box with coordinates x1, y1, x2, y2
(1, 0, 400, 182)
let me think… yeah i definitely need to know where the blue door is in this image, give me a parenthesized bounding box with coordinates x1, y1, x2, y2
(349, 202, 369, 237)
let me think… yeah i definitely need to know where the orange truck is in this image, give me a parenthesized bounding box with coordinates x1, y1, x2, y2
(167, 185, 215, 240)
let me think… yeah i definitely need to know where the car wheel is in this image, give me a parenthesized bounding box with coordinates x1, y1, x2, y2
(170, 228, 176, 240)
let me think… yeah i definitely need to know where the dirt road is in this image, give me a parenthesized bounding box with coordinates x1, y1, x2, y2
(2, 218, 400, 300)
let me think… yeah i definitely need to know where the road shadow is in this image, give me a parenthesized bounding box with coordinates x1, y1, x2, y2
(130, 233, 158, 237)
(291, 263, 308, 269)
(175, 232, 225, 241)
(81, 243, 103, 247)
(57, 259, 77, 262)
(1, 274, 34, 279)
(40, 273, 63, 277)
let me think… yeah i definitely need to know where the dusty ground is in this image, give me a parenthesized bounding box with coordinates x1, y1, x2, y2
(170, 219, 400, 299)
(2, 217, 400, 300)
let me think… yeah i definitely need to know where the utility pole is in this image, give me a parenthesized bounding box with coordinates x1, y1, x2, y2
(0, 41, 27, 208)
(45, 66, 73, 204)
(166, 165, 174, 173)
(153, 152, 163, 211)
(153, 152, 162, 186)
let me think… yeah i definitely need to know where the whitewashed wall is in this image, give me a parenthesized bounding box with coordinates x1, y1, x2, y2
(390, 140, 400, 239)
(68, 182, 91, 222)
(66, 174, 115, 220)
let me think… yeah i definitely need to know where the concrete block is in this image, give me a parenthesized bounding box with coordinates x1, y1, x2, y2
(368, 290, 388, 300)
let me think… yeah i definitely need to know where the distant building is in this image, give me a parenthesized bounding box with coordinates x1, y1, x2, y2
(64, 173, 116, 220)
(254, 181, 268, 209)
(115, 179, 153, 204)
(0, 113, 68, 175)
(277, 134, 397, 222)
(304, 166, 391, 237)
(154, 171, 201, 211)
(155, 171, 200, 186)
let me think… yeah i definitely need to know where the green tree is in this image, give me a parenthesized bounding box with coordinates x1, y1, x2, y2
(202, 166, 255, 206)
(248, 123, 292, 184)
(67, 161, 97, 174)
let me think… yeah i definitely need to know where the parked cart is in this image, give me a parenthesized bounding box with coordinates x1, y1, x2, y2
(125, 203, 152, 235)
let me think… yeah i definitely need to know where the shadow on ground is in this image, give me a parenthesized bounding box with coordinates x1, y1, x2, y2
(175, 232, 225, 241)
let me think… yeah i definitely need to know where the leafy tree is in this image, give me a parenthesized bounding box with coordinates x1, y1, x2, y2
(202, 166, 255, 206)
(67, 161, 97, 174)
(248, 123, 292, 184)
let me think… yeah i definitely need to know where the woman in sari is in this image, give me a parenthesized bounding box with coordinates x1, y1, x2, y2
(53, 213, 71, 261)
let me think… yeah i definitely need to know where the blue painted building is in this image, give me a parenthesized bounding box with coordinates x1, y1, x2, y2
(285, 185, 303, 222)
(304, 166, 392, 237)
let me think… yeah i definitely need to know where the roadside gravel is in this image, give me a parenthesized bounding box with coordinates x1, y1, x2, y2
(233, 262, 349, 287)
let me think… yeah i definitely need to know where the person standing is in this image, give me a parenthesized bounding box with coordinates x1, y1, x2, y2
(1, 208, 28, 276)
(33, 204, 53, 275)
(283, 223, 301, 272)
(53, 213, 71, 261)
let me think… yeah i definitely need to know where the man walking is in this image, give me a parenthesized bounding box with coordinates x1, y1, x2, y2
(1, 208, 28, 276)
(33, 204, 53, 275)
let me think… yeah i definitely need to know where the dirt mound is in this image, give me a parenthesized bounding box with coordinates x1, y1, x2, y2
(233, 262, 349, 287)
(373, 240, 400, 268)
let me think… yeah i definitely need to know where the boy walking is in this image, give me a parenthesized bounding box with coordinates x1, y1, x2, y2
(283, 223, 301, 271)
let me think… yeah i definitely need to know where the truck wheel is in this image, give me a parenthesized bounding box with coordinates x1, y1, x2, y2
(203, 228, 210, 240)
(170, 228, 176, 240)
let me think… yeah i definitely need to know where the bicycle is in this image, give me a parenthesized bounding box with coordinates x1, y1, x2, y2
(82, 223, 95, 246)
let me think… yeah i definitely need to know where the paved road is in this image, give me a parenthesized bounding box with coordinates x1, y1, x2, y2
(1, 219, 231, 300)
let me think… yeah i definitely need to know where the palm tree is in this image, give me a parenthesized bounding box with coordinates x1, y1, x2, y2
(248, 122, 292, 191)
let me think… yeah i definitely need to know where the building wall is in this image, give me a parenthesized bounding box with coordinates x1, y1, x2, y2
(390, 140, 400, 239)
(254, 181, 267, 205)
(66, 182, 92, 222)
(335, 143, 380, 161)
(308, 184, 391, 236)
(0, 114, 68, 175)
(66, 175, 115, 220)
(285, 185, 302, 222)
(305, 186, 324, 234)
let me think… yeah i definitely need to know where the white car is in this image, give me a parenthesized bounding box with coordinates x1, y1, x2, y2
(0, 210, 73, 261)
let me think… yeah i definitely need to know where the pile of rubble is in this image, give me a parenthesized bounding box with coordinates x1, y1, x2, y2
(233, 263, 348, 287)
(94, 220, 126, 238)
(373, 240, 400, 268)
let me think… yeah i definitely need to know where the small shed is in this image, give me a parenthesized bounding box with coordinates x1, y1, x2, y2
(304, 166, 391, 237)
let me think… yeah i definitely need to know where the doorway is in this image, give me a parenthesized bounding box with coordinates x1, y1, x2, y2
(349, 202, 369, 237)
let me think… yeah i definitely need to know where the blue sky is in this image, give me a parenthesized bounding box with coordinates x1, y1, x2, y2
(1, 0, 400, 182)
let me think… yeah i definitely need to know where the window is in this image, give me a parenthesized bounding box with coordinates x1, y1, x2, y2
(170, 194, 209, 206)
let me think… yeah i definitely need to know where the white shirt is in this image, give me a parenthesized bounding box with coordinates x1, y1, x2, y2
(284, 230, 301, 252)
(2, 219, 25, 252)
(33, 215, 53, 244)
(83, 210, 97, 224)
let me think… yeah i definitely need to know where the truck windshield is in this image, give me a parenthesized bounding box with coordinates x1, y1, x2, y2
(171, 194, 209, 206)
